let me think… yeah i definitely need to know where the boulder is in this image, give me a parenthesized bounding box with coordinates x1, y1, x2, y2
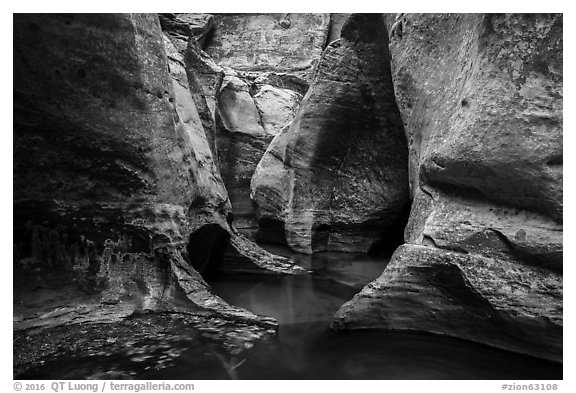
(218, 75, 266, 136)
(215, 74, 303, 239)
(251, 14, 410, 253)
(332, 13, 563, 362)
(253, 85, 302, 136)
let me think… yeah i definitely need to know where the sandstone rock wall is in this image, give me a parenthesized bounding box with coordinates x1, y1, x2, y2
(205, 13, 331, 81)
(13, 12, 564, 365)
(13, 14, 298, 347)
(161, 14, 336, 240)
(215, 72, 303, 237)
(169, 13, 331, 239)
(251, 14, 410, 253)
(332, 13, 563, 362)
(160, 13, 215, 51)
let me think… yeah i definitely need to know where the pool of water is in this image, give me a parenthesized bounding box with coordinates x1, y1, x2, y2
(208, 248, 562, 380)
(16, 248, 562, 380)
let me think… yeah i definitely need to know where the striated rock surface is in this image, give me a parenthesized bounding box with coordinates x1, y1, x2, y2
(251, 125, 294, 245)
(333, 244, 562, 361)
(205, 13, 331, 81)
(162, 32, 229, 223)
(13, 14, 300, 370)
(203, 14, 332, 238)
(13, 12, 563, 370)
(333, 13, 563, 362)
(162, 15, 224, 165)
(251, 14, 410, 253)
(254, 85, 302, 136)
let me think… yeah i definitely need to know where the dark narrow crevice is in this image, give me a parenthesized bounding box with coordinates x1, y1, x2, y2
(368, 202, 411, 258)
(311, 223, 331, 252)
(255, 217, 288, 246)
(186, 223, 231, 279)
(322, 14, 335, 50)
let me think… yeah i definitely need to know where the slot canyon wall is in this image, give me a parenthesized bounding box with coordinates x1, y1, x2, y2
(13, 14, 304, 371)
(13, 12, 562, 367)
(251, 14, 410, 253)
(332, 13, 563, 362)
(161, 13, 333, 238)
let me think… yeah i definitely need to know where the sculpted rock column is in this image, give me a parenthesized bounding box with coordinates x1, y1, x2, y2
(252, 14, 410, 253)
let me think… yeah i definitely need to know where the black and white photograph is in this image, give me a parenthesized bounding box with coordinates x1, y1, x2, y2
(7, 3, 569, 388)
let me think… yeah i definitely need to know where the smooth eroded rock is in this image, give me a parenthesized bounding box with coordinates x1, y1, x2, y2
(215, 73, 303, 239)
(332, 13, 563, 362)
(13, 14, 300, 350)
(251, 14, 410, 253)
(332, 244, 562, 362)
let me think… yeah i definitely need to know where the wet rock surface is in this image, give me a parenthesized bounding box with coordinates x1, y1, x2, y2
(332, 13, 563, 362)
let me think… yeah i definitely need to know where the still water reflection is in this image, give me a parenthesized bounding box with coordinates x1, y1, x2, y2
(209, 248, 562, 380)
(16, 248, 562, 380)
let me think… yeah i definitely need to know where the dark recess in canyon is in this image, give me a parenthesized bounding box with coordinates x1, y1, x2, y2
(185, 224, 230, 278)
(13, 12, 563, 378)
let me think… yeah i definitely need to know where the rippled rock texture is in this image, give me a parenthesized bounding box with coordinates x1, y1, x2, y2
(252, 14, 410, 253)
(13, 14, 300, 371)
(333, 13, 562, 362)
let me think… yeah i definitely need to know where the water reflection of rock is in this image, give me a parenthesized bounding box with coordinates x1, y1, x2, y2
(208, 250, 562, 379)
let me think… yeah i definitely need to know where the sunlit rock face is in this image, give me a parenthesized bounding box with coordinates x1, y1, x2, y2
(333, 13, 563, 362)
(12, 14, 282, 349)
(251, 14, 410, 253)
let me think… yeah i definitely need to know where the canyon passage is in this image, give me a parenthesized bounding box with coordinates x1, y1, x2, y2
(13, 13, 562, 379)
